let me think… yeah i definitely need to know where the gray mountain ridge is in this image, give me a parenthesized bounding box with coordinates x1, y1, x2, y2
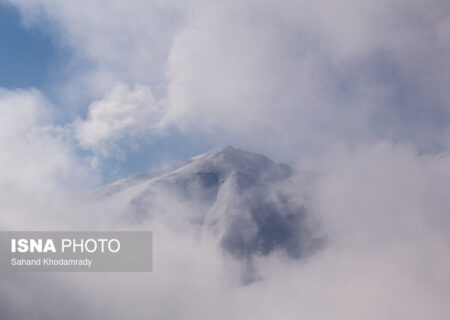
(95, 146, 323, 273)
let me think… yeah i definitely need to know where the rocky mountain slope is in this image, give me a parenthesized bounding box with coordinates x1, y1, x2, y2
(94, 146, 322, 265)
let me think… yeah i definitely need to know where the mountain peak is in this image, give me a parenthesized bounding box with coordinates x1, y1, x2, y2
(93, 146, 322, 282)
(193, 145, 249, 160)
(190, 145, 291, 179)
(96, 146, 291, 198)
(214, 144, 236, 153)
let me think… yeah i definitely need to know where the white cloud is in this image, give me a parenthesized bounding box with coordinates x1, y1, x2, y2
(0, 1, 449, 319)
(6, 0, 182, 98)
(19, 1, 450, 161)
(0, 88, 98, 228)
(75, 83, 163, 153)
(163, 0, 450, 158)
(5, 0, 450, 158)
(1, 141, 449, 319)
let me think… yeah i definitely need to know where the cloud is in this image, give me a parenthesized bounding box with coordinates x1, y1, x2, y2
(86, 143, 450, 319)
(8, 0, 450, 159)
(75, 83, 163, 154)
(0, 88, 97, 228)
(0, 1, 449, 319)
(1, 142, 449, 319)
(163, 0, 450, 157)
(5, 0, 182, 98)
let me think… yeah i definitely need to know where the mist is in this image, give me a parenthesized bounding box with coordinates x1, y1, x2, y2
(0, 0, 449, 319)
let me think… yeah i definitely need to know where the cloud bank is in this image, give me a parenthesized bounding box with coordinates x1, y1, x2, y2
(0, 142, 449, 320)
(7, 0, 450, 158)
(0, 0, 449, 319)
(0, 88, 97, 228)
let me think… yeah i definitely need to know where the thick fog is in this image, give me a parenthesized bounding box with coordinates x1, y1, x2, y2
(1, 0, 450, 319)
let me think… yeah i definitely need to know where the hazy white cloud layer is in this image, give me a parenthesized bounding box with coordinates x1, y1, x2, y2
(7, 0, 450, 158)
(0, 88, 98, 228)
(0, 0, 449, 319)
(0, 142, 449, 319)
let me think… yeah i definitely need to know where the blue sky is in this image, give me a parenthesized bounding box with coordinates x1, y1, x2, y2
(0, 3, 55, 89)
(0, 2, 212, 184)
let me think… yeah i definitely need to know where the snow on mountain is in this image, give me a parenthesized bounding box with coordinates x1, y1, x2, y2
(93, 146, 322, 266)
